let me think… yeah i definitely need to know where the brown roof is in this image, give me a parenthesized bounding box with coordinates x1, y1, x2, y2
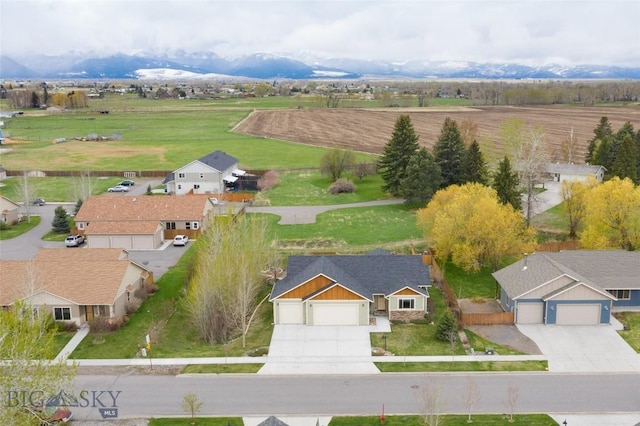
(85, 221, 162, 235)
(35, 247, 128, 262)
(1, 249, 148, 306)
(75, 195, 214, 222)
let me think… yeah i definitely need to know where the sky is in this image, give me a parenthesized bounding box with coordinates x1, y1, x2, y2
(1, 0, 639, 67)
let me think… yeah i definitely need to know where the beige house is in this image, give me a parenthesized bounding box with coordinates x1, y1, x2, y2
(0, 195, 21, 225)
(164, 150, 245, 195)
(74, 194, 218, 249)
(544, 163, 606, 183)
(0, 248, 152, 325)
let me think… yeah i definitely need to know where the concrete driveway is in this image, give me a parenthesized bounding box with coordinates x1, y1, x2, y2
(517, 323, 640, 372)
(258, 325, 379, 375)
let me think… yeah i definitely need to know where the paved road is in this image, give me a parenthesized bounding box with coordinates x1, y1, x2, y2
(246, 199, 404, 224)
(69, 372, 640, 420)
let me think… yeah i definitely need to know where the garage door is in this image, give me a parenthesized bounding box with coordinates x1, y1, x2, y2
(517, 302, 544, 324)
(556, 304, 600, 325)
(278, 303, 303, 324)
(312, 303, 359, 326)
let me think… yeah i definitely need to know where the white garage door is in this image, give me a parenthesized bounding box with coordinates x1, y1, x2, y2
(556, 304, 600, 325)
(312, 303, 359, 326)
(278, 303, 303, 324)
(517, 302, 544, 324)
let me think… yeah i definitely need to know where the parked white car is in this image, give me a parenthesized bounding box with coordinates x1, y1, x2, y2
(173, 235, 189, 246)
(65, 234, 85, 247)
(108, 185, 129, 192)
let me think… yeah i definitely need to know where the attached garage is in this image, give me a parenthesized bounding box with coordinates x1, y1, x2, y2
(311, 303, 360, 326)
(277, 302, 303, 324)
(556, 304, 601, 325)
(516, 302, 544, 324)
(85, 221, 164, 250)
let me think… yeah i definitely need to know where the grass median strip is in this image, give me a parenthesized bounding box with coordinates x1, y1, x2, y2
(375, 360, 548, 372)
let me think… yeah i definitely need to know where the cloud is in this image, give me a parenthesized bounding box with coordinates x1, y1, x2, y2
(2, 0, 639, 66)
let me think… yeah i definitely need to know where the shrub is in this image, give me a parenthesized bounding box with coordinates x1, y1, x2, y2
(134, 287, 149, 302)
(144, 282, 159, 294)
(0, 222, 10, 231)
(257, 170, 279, 191)
(88, 315, 129, 333)
(328, 178, 356, 194)
(125, 298, 143, 315)
(251, 191, 271, 206)
(435, 310, 458, 342)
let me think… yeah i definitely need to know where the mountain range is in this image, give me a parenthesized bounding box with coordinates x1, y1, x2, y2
(2, 51, 639, 80)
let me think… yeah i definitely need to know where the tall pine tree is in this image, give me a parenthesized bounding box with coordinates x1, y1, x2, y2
(612, 134, 639, 183)
(461, 140, 489, 185)
(51, 206, 70, 233)
(400, 147, 443, 208)
(592, 137, 613, 171)
(586, 117, 613, 163)
(433, 117, 467, 187)
(492, 156, 521, 210)
(379, 114, 420, 196)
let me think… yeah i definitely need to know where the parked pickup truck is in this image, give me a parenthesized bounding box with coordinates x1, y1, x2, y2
(65, 234, 85, 247)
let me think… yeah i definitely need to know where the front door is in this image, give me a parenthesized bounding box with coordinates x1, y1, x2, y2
(376, 295, 387, 312)
(86, 305, 94, 321)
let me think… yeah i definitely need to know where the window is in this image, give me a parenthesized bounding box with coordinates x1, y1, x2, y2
(165, 222, 176, 230)
(186, 222, 191, 230)
(608, 289, 631, 300)
(54, 307, 71, 321)
(200, 173, 204, 179)
(178, 173, 185, 179)
(78, 223, 84, 230)
(193, 184, 200, 190)
(398, 298, 415, 309)
(192, 222, 199, 230)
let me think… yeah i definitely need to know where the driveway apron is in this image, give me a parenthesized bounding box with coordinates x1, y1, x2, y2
(517, 323, 640, 372)
(258, 325, 379, 375)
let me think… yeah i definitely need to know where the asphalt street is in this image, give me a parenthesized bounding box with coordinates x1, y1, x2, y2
(69, 372, 640, 420)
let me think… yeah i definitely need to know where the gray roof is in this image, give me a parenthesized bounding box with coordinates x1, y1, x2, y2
(257, 416, 289, 426)
(493, 250, 640, 298)
(270, 250, 431, 300)
(544, 162, 606, 175)
(197, 150, 237, 172)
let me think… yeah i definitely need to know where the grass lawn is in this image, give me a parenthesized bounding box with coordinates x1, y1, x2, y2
(0, 216, 40, 239)
(531, 203, 570, 242)
(442, 261, 499, 300)
(51, 331, 75, 358)
(329, 414, 556, 425)
(371, 288, 464, 356)
(375, 360, 548, 372)
(464, 329, 525, 356)
(70, 246, 275, 359)
(615, 312, 640, 352)
(264, 172, 386, 206)
(261, 204, 422, 252)
(0, 176, 124, 202)
(180, 364, 263, 374)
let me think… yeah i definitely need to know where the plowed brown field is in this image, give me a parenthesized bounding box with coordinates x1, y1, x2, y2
(235, 105, 640, 161)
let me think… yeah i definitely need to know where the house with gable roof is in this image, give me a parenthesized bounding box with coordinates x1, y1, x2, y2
(269, 249, 431, 326)
(1, 195, 21, 225)
(0, 248, 152, 325)
(544, 162, 607, 183)
(74, 194, 217, 249)
(164, 150, 246, 195)
(493, 250, 640, 325)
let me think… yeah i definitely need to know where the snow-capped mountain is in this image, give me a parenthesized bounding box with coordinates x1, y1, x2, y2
(1, 51, 639, 80)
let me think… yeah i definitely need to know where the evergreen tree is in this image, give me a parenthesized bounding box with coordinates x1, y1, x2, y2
(461, 140, 489, 185)
(635, 130, 640, 183)
(592, 137, 613, 171)
(51, 206, 70, 233)
(436, 310, 457, 342)
(433, 117, 467, 187)
(611, 134, 639, 183)
(73, 199, 83, 216)
(492, 156, 522, 210)
(379, 115, 420, 196)
(586, 117, 613, 163)
(400, 147, 443, 208)
(612, 121, 635, 164)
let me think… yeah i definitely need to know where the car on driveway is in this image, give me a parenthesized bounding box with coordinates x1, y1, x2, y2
(31, 198, 46, 206)
(118, 179, 135, 186)
(173, 235, 189, 246)
(65, 234, 85, 247)
(108, 185, 129, 192)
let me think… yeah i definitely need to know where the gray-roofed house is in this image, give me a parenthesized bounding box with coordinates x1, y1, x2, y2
(164, 150, 245, 195)
(544, 162, 606, 183)
(269, 250, 431, 326)
(493, 250, 640, 325)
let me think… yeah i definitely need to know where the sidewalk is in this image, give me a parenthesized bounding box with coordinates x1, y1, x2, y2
(54, 323, 90, 363)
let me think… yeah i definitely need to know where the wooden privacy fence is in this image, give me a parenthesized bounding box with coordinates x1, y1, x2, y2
(536, 240, 581, 252)
(460, 312, 514, 326)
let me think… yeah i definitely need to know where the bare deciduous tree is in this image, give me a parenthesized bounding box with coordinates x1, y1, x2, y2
(181, 392, 203, 425)
(504, 383, 520, 423)
(463, 376, 481, 423)
(16, 170, 36, 223)
(416, 377, 447, 426)
(72, 170, 97, 201)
